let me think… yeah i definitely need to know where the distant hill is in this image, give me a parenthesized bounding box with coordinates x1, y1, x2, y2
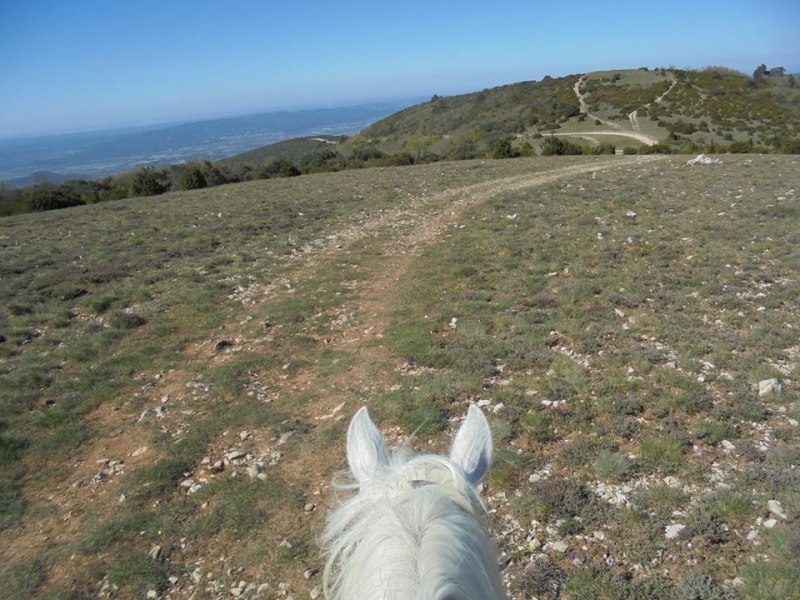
(218, 66, 799, 170)
(3, 170, 89, 189)
(0, 100, 421, 182)
(220, 135, 346, 168)
(335, 66, 800, 159)
(5, 65, 799, 217)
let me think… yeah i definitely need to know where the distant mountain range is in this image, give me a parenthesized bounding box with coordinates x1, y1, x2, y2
(0, 99, 422, 184)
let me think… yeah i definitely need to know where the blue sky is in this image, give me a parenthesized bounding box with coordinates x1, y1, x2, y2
(1, 0, 797, 138)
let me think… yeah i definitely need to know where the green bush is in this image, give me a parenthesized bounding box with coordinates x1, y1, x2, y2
(130, 168, 168, 197)
(180, 163, 208, 190)
(540, 136, 583, 156)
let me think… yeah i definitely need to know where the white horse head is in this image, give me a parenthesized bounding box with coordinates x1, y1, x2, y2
(322, 404, 505, 600)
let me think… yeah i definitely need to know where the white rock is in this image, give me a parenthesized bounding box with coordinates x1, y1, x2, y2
(687, 154, 722, 166)
(310, 584, 323, 599)
(721, 440, 736, 452)
(763, 518, 778, 529)
(768, 500, 788, 520)
(759, 378, 781, 396)
(550, 540, 569, 552)
(665, 523, 685, 539)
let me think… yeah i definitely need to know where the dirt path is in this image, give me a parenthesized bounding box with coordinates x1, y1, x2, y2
(252, 155, 669, 425)
(546, 130, 658, 146)
(573, 74, 671, 146)
(573, 75, 618, 128)
(628, 74, 677, 133)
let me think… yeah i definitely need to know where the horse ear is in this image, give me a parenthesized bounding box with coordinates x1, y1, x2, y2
(346, 407, 389, 483)
(450, 404, 493, 485)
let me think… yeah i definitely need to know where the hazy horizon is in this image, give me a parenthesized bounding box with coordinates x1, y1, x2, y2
(2, 0, 798, 138)
(0, 96, 426, 142)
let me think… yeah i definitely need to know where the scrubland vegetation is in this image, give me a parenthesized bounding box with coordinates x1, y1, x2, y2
(2, 65, 798, 218)
(1, 152, 798, 599)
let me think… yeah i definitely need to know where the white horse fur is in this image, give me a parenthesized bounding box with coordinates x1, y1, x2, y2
(321, 404, 505, 600)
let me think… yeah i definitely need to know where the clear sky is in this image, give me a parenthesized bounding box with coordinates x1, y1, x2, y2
(1, 0, 797, 138)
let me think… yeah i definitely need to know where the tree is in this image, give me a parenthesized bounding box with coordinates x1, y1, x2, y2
(24, 185, 85, 212)
(181, 163, 207, 190)
(131, 167, 168, 197)
(540, 136, 583, 156)
(491, 138, 518, 159)
(753, 64, 768, 82)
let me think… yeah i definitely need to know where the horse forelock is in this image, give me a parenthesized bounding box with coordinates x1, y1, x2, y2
(322, 451, 504, 600)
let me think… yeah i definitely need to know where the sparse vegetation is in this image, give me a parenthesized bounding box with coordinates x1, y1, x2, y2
(0, 148, 798, 599)
(5, 66, 800, 218)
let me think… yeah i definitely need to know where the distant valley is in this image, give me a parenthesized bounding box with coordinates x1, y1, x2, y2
(0, 99, 421, 184)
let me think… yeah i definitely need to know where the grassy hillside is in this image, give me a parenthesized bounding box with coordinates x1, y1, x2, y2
(219, 136, 347, 171)
(5, 66, 798, 219)
(1, 154, 799, 599)
(345, 67, 800, 158)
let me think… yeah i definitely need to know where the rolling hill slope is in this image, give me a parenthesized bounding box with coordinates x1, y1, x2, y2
(339, 66, 800, 158)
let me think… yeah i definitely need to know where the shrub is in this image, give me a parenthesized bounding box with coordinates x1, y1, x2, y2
(518, 556, 566, 599)
(540, 136, 583, 156)
(180, 163, 208, 190)
(24, 187, 85, 212)
(491, 138, 518, 159)
(109, 311, 147, 330)
(529, 477, 594, 522)
(131, 168, 168, 197)
(675, 572, 731, 600)
(593, 450, 632, 482)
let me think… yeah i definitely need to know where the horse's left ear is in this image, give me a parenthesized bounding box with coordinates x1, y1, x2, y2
(450, 404, 493, 485)
(346, 407, 389, 483)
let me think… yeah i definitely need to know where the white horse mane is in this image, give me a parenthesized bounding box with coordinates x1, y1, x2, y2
(321, 405, 505, 600)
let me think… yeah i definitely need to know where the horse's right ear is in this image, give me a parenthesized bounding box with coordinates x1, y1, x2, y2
(450, 404, 493, 485)
(346, 407, 389, 483)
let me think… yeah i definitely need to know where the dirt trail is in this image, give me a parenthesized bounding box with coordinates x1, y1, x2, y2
(629, 74, 677, 133)
(252, 155, 668, 421)
(571, 74, 675, 146)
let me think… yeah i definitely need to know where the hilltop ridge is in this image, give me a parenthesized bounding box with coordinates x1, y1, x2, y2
(3, 65, 798, 217)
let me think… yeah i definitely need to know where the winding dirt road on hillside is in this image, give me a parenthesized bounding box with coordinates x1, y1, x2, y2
(629, 75, 678, 133)
(562, 74, 677, 147)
